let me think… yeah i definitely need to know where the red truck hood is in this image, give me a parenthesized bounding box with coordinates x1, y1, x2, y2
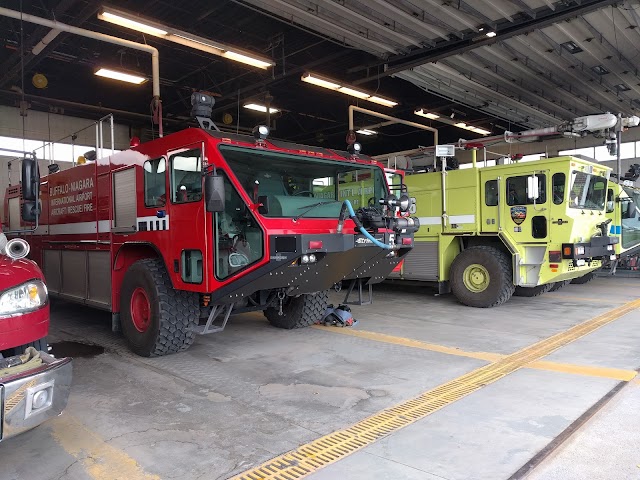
(0, 256, 44, 291)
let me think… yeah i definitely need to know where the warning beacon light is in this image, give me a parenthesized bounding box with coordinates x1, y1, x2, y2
(347, 142, 362, 155)
(252, 125, 270, 141)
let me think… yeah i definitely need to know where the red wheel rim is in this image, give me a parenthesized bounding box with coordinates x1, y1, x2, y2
(130, 287, 151, 333)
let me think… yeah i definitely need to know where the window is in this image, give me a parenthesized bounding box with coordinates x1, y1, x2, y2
(181, 250, 203, 284)
(219, 146, 387, 217)
(170, 148, 203, 203)
(214, 172, 264, 280)
(485, 180, 498, 206)
(552, 173, 565, 205)
(568, 171, 607, 210)
(143, 158, 166, 207)
(506, 174, 546, 206)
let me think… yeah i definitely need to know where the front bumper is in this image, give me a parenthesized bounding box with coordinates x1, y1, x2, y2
(210, 232, 413, 303)
(561, 235, 619, 266)
(0, 353, 72, 442)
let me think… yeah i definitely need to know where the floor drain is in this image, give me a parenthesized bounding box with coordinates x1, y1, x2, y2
(49, 341, 104, 358)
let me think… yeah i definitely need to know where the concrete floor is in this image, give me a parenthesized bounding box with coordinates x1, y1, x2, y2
(1, 276, 639, 480)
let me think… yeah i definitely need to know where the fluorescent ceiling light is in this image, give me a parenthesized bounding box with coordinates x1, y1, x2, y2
(414, 109, 440, 119)
(338, 86, 370, 99)
(301, 72, 398, 107)
(413, 109, 489, 135)
(223, 51, 273, 69)
(356, 129, 377, 136)
(98, 11, 168, 37)
(95, 68, 146, 84)
(301, 73, 341, 90)
(99, 8, 274, 69)
(485, 31, 497, 37)
(244, 103, 280, 114)
(369, 96, 398, 107)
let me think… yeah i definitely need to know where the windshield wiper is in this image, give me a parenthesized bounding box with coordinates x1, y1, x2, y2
(294, 201, 339, 221)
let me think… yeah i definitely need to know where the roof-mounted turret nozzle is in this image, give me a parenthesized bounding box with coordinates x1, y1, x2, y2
(191, 92, 219, 131)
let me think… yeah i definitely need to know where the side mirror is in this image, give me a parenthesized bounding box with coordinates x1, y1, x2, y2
(21, 157, 39, 202)
(527, 175, 539, 200)
(257, 195, 269, 215)
(204, 175, 225, 213)
(606, 201, 615, 213)
(21, 200, 39, 222)
(627, 200, 637, 219)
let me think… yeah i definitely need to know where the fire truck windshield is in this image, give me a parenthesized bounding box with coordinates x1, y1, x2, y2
(568, 171, 607, 210)
(220, 146, 387, 218)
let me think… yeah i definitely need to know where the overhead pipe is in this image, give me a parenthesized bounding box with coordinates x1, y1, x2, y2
(348, 105, 438, 146)
(0, 7, 162, 136)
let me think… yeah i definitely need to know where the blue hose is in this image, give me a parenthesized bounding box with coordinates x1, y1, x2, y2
(343, 199, 393, 250)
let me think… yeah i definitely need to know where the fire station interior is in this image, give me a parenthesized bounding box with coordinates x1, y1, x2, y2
(2, 1, 640, 479)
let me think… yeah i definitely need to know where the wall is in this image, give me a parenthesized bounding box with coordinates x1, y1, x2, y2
(0, 106, 131, 218)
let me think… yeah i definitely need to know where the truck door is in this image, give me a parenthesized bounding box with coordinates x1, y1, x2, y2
(166, 144, 209, 289)
(502, 170, 549, 242)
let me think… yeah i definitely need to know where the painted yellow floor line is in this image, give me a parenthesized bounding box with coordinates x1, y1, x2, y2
(312, 325, 637, 381)
(50, 414, 160, 480)
(233, 298, 640, 480)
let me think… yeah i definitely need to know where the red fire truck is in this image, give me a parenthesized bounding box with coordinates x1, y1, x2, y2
(1, 157, 71, 442)
(5, 100, 419, 357)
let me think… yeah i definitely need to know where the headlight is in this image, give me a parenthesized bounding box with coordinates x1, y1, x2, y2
(0, 280, 48, 316)
(575, 246, 585, 255)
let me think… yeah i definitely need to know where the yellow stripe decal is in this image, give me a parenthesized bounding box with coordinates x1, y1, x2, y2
(233, 298, 640, 480)
(311, 326, 637, 381)
(51, 415, 160, 480)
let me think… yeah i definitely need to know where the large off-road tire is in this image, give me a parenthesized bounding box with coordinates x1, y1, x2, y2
(450, 246, 515, 308)
(514, 283, 554, 297)
(549, 280, 571, 292)
(7, 337, 47, 357)
(570, 271, 596, 284)
(120, 258, 199, 357)
(264, 290, 329, 329)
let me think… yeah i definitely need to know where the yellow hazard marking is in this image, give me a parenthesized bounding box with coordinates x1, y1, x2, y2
(234, 299, 640, 480)
(312, 326, 637, 382)
(51, 415, 160, 480)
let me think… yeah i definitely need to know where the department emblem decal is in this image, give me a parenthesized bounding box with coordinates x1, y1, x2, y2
(510, 206, 527, 225)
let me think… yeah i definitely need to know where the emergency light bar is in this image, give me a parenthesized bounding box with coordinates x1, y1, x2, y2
(98, 7, 274, 69)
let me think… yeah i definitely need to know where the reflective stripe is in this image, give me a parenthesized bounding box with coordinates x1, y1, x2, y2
(418, 216, 441, 225)
(450, 214, 475, 224)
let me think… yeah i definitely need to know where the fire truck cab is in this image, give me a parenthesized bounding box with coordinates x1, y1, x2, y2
(6, 112, 418, 357)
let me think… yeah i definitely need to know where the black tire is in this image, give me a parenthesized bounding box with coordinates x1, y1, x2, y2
(514, 283, 554, 297)
(549, 280, 571, 292)
(264, 290, 329, 329)
(7, 337, 47, 357)
(450, 246, 515, 308)
(570, 271, 596, 284)
(120, 258, 199, 357)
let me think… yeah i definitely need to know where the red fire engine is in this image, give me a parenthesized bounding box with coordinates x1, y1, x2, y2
(1, 157, 71, 441)
(5, 97, 419, 357)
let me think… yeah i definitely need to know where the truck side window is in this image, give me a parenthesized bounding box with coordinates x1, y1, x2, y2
(170, 149, 202, 203)
(506, 175, 546, 206)
(214, 172, 264, 280)
(143, 158, 166, 207)
(485, 180, 498, 206)
(552, 173, 565, 205)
